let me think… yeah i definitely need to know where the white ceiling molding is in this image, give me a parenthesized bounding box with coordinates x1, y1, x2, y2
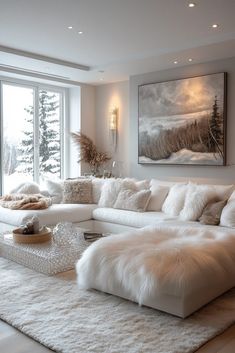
(0, 64, 82, 86)
(0, 45, 90, 71)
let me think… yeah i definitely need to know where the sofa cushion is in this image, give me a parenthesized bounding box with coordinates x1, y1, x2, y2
(92, 178, 106, 203)
(180, 184, 217, 221)
(122, 178, 150, 191)
(147, 180, 169, 211)
(113, 189, 151, 212)
(43, 178, 64, 204)
(0, 204, 97, 227)
(63, 179, 92, 204)
(199, 200, 227, 225)
(98, 178, 123, 208)
(92, 208, 177, 228)
(9, 181, 41, 195)
(162, 184, 188, 216)
(220, 199, 235, 227)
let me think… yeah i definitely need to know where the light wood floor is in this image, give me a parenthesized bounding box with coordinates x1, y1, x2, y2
(1, 268, 235, 353)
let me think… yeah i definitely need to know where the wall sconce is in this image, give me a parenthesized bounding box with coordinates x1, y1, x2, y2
(109, 107, 118, 150)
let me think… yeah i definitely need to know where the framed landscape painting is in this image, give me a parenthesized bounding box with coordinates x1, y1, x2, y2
(138, 72, 227, 165)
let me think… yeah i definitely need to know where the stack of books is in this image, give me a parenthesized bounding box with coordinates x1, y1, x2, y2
(83, 231, 103, 242)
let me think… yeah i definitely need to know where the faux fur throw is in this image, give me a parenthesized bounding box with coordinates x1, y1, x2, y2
(76, 224, 235, 304)
(0, 193, 52, 210)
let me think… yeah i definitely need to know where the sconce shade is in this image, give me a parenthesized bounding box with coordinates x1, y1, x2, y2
(110, 108, 118, 130)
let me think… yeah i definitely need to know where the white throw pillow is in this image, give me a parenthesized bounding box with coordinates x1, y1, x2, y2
(201, 184, 234, 201)
(180, 184, 217, 221)
(162, 184, 188, 216)
(43, 178, 64, 204)
(113, 189, 151, 212)
(9, 181, 41, 195)
(98, 178, 123, 208)
(122, 178, 150, 191)
(220, 199, 235, 227)
(91, 178, 106, 204)
(147, 180, 169, 211)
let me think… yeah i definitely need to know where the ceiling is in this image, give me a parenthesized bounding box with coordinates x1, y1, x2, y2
(0, 0, 235, 85)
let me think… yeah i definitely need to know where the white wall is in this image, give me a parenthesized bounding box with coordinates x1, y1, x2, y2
(67, 84, 96, 177)
(80, 84, 96, 175)
(95, 81, 129, 176)
(94, 57, 235, 183)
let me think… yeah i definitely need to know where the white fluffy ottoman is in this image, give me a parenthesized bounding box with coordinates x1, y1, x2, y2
(76, 224, 235, 318)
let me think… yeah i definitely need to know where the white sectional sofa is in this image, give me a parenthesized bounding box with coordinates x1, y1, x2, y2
(1, 177, 235, 318)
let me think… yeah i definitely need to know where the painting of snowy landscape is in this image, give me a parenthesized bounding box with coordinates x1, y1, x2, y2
(138, 73, 226, 165)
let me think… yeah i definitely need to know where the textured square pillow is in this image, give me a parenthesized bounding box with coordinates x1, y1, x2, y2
(220, 199, 235, 227)
(63, 179, 92, 204)
(180, 184, 217, 221)
(98, 178, 123, 207)
(113, 189, 151, 212)
(162, 184, 188, 216)
(199, 200, 227, 225)
(147, 180, 169, 211)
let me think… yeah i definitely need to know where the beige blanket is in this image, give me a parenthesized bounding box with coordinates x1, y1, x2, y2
(0, 194, 52, 210)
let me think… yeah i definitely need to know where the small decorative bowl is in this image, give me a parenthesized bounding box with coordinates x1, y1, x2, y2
(13, 227, 52, 244)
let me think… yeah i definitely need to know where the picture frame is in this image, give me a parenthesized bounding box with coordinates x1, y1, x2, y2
(138, 72, 227, 166)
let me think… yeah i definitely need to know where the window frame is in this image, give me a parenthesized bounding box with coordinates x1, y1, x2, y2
(0, 77, 68, 193)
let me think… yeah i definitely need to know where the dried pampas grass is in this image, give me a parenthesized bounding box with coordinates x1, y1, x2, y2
(71, 132, 111, 174)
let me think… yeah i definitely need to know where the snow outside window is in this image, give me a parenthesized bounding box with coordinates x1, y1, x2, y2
(1, 82, 65, 193)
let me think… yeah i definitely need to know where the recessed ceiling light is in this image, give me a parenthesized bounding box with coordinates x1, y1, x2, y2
(188, 3, 196, 7)
(174, 60, 178, 64)
(67, 26, 73, 29)
(78, 31, 83, 34)
(212, 24, 218, 28)
(188, 58, 193, 62)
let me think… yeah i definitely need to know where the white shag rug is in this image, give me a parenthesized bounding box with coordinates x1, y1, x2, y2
(0, 258, 235, 353)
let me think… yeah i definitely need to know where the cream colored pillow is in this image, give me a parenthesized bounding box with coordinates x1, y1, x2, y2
(113, 189, 151, 212)
(147, 180, 169, 211)
(220, 199, 235, 227)
(63, 179, 92, 204)
(180, 184, 217, 221)
(199, 200, 227, 225)
(122, 178, 150, 191)
(162, 184, 188, 216)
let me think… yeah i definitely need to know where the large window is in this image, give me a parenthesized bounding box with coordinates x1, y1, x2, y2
(1, 81, 65, 193)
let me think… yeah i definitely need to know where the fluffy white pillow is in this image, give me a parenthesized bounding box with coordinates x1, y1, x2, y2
(147, 180, 169, 211)
(98, 178, 123, 208)
(180, 184, 217, 221)
(91, 178, 106, 204)
(162, 184, 188, 216)
(9, 181, 40, 195)
(43, 178, 64, 204)
(113, 189, 151, 212)
(220, 199, 235, 227)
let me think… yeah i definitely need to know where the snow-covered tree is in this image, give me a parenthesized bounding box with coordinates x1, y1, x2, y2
(16, 90, 60, 177)
(208, 95, 223, 158)
(39, 90, 60, 176)
(16, 109, 34, 175)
